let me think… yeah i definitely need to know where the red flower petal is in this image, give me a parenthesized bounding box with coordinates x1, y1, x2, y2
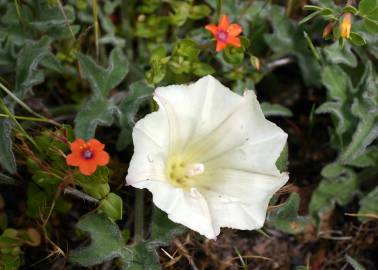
(66, 152, 81, 166)
(70, 138, 85, 152)
(219, 15, 229, 30)
(95, 150, 110, 166)
(216, 41, 227, 52)
(79, 161, 98, 176)
(227, 24, 242, 36)
(87, 138, 105, 150)
(205, 24, 218, 36)
(227, 36, 241, 47)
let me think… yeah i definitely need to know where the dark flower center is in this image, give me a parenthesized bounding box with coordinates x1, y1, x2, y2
(216, 30, 228, 42)
(81, 149, 94, 160)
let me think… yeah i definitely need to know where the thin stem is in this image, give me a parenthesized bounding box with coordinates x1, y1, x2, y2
(0, 81, 61, 127)
(92, 0, 100, 62)
(0, 113, 60, 125)
(134, 189, 145, 242)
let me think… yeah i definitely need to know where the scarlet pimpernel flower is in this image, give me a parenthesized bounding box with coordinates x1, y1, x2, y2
(66, 138, 109, 176)
(126, 75, 289, 239)
(205, 15, 242, 52)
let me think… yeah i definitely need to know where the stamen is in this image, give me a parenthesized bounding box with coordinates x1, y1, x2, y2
(185, 163, 205, 177)
(81, 149, 94, 159)
(216, 30, 228, 42)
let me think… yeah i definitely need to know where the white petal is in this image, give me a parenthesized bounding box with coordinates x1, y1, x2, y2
(198, 169, 289, 203)
(133, 180, 217, 239)
(201, 171, 289, 231)
(126, 110, 168, 185)
(187, 90, 286, 168)
(154, 75, 243, 149)
(205, 132, 287, 176)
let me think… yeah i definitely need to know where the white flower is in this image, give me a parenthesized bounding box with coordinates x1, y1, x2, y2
(126, 75, 289, 239)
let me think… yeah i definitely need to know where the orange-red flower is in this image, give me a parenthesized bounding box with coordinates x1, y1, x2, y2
(340, 13, 352, 38)
(66, 138, 109, 176)
(322, 22, 334, 39)
(205, 15, 242, 52)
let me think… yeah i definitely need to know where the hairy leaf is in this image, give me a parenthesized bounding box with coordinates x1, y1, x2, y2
(77, 48, 129, 96)
(268, 193, 309, 234)
(69, 213, 132, 268)
(74, 97, 119, 140)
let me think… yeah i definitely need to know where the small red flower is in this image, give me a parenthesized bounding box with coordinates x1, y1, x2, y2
(66, 138, 109, 176)
(205, 15, 242, 52)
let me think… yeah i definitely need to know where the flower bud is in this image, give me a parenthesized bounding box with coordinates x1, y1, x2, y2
(340, 13, 352, 39)
(322, 22, 334, 39)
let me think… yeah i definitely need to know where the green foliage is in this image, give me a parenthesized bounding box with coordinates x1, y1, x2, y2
(117, 81, 154, 150)
(309, 167, 358, 219)
(77, 48, 129, 97)
(0, 0, 377, 268)
(261, 102, 293, 117)
(70, 207, 185, 269)
(150, 207, 186, 246)
(268, 193, 310, 234)
(69, 213, 132, 268)
(358, 186, 378, 221)
(74, 97, 119, 139)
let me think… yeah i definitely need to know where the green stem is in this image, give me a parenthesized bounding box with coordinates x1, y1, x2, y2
(134, 189, 145, 242)
(0, 113, 60, 125)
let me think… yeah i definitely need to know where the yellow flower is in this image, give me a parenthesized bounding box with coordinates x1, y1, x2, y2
(340, 13, 352, 39)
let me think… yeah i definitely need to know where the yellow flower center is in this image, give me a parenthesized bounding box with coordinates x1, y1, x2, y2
(166, 155, 205, 188)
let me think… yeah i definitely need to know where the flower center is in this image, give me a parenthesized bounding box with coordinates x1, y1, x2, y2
(166, 156, 205, 188)
(216, 30, 228, 42)
(81, 148, 94, 160)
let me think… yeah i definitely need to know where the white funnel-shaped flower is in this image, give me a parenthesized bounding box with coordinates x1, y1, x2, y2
(126, 75, 289, 239)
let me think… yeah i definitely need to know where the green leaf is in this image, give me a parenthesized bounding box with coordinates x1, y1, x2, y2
(261, 102, 293, 117)
(321, 66, 349, 101)
(339, 100, 378, 164)
(26, 184, 48, 218)
(321, 162, 345, 178)
(117, 81, 154, 150)
(150, 207, 186, 246)
(30, 4, 75, 32)
(275, 144, 288, 173)
(343, 5, 359, 14)
(69, 213, 132, 268)
(323, 43, 357, 67)
(309, 168, 358, 219)
(192, 62, 215, 77)
(74, 97, 119, 140)
(75, 167, 110, 199)
(349, 32, 366, 46)
(346, 146, 378, 167)
(77, 48, 129, 96)
(359, 0, 377, 15)
(15, 37, 53, 98)
(189, 4, 211, 20)
(346, 255, 366, 270)
(127, 242, 161, 270)
(316, 101, 352, 135)
(268, 193, 310, 234)
(99, 193, 123, 221)
(303, 5, 323, 11)
(0, 119, 16, 174)
(363, 17, 378, 34)
(358, 186, 378, 222)
(299, 10, 322, 24)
